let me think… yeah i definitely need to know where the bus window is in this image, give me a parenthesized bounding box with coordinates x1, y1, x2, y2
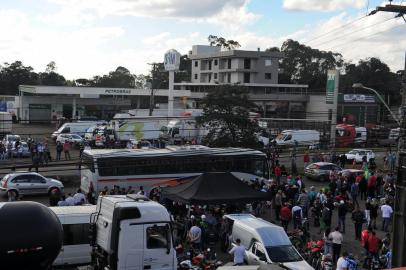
(63, 224, 90, 245)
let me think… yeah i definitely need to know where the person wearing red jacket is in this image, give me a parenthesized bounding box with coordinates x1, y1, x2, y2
(280, 203, 292, 231)
(367, 231, 381, 258)
(367, 172, 377, 198)
(361, 229, 370, 251)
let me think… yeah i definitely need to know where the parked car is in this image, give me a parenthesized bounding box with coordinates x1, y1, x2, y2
(56, 133, 84, 146)
(304, 162, 342, 182)
(2, 134, 21, 146)
(0, 172, 64, 197)
(341, 169, 364, 178)
(12, 141, 31, 158)
(345, 149, 375, 163)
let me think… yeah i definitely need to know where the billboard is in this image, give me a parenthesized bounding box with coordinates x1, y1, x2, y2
(164, 49, 181, 71)
(326, 70, 338, 104)
(343, 94, 375, 103)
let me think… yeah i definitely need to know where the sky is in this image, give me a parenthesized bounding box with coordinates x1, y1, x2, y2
(0, 0, 405, 79)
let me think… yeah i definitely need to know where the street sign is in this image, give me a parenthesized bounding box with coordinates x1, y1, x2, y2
(164, 49, 181, 71)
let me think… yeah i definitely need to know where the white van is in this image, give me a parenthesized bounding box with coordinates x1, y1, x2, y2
(52, 122, 105, 140)
(224, 214, 313, 270)
(354, 127, 367, 145)
(274, 130, 320, 147)
(50, 205, 96, 267)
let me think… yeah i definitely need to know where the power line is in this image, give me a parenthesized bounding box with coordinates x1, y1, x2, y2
(311, 16, 396, 48)
(303, 15, 369, 45)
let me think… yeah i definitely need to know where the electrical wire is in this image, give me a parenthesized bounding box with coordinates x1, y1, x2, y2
(311, 16, 396, 48)
(303, 15, 369, 45)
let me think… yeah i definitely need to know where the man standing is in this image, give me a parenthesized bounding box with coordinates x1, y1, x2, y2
(329, 227, 343, 263)
(337, 200, 348, 233)
(297, 189, 310, 217)
(274, 190, 283, 221)
(303, 151, 310, 170)
(56, 141, 63, 161)
(352, 206, 365, 240)
(380, 201, 393, 232)
(229, 239, 246, 266)
(274, 164, 281, 185)
(280, 203, 292, 231)
(292, 204, 303, 230)
(63, 141, 71, 160)
(350, 182, 359, 207)
(367, 231, 381, 260)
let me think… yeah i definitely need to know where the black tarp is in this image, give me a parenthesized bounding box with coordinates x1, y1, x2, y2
(161, 172, 270, 204)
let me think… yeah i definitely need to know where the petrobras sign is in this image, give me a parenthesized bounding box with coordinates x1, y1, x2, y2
(104, 89, 131, 95)
(164, 49, 181, 71)
(344, 94, 375, 103)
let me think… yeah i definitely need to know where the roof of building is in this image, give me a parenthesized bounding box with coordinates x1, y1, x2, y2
(189, 49, 284, 60)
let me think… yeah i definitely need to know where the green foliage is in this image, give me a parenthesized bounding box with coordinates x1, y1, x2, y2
(199, 85, 259, 148)
(208, 35, 241, 50)
(90, 66, 134, 88)
(340, 57, 402, 105)
(272, 39, 344, 91)
(0, 61, 39, 95)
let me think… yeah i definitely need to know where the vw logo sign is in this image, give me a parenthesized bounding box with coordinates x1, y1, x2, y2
(164, 49, 181, 71)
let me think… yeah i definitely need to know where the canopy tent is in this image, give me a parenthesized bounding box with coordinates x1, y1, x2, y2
(161, 172, 270, 204)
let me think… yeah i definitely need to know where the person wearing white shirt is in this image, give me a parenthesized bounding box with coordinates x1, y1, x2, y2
(292, 205, 303, 229)
(380, 202, 393, 232)
(229, 239, 246, 266)
(329, 227, 343, 263)
(65, 194, 75, 206)
(336, 251, 349, 270)
(73, 189, 86, 205)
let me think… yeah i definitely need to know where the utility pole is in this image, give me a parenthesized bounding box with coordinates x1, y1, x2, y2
(147, 63, 160, 116)
(367, 2, 406, 267)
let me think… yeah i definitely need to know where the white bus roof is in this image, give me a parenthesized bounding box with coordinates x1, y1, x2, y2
(83, 146, 265, 159)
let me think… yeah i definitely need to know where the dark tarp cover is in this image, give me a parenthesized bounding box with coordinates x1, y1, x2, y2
(161, 172, 270, 204)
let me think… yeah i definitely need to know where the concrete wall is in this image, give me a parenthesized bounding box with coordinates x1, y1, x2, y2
(306, 95, 329, 121)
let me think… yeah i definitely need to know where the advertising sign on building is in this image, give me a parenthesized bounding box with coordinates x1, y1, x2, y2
(343, 94, 375, 103)
(164, 49, 181, 71)
(326, 70, 338, 104)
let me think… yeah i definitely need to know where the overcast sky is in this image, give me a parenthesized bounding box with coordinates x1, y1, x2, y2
(1, 0, 405, 79)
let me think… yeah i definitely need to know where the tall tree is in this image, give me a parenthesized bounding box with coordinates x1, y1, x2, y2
(208, 35, 241, 50)
(340, 57, 402, 105)
(271, 39, 344, 91)
(199, 85, 259, 148)
(0, 61, 39, 95)
(39, 61, 66, 86)
(90, 66, 134, 88)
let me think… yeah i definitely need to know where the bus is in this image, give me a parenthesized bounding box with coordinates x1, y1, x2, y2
(80, 145, 268, 196)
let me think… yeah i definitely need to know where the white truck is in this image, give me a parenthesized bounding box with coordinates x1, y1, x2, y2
(90, 194, 176, 270)
(112, 114, 170, 143)
(274, 130, 320, 147)
(160, 118, 208, 144)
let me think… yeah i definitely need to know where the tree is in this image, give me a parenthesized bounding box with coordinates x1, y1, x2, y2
(340, 57, 402, 105)
(90, 66, 134, 88)
(199, 85, 259, 148)
(271, 39, 344, 91)
(38, 61, 66, 86)
(208, 35, 241, 50)
(0, 61, 39, 95)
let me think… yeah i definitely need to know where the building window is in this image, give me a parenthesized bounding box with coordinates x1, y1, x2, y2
(244, 59, 251, 69)
(214, 73, 218, 80)
(194, 74, 198, 80)
(227, 73, 231, 83)
(244, 73, 250, 83)
(194, 61, 198, 67)
(208, 61, 212, 70)
(208, 74, 212, 82)
(214, 59, 218, 66)
(228, 59, 232, 69)
(147, 225, 169, 249)
(265, 59, 272, 66)
(265, 73, 272, 80)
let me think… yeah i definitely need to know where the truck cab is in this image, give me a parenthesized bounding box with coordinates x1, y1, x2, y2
(91, 194, 175, 270)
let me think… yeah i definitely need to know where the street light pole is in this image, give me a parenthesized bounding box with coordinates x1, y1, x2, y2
(352, 83, 401, 126)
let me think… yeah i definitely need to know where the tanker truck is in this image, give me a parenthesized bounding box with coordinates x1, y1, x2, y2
(0, 201, 63, 270)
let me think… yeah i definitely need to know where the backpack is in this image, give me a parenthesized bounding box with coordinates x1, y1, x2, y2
(345, 257, 358, 270)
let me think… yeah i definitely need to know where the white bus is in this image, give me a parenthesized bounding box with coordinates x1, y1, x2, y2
(80, 146, 268, 196)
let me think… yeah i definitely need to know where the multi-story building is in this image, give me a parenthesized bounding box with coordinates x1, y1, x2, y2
(175, 45, 310, 119)
(189, 45, 280, 84)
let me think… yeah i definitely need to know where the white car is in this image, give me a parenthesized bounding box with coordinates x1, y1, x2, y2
(345, 149, 375, 163)
(56, 134, 83, 145)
